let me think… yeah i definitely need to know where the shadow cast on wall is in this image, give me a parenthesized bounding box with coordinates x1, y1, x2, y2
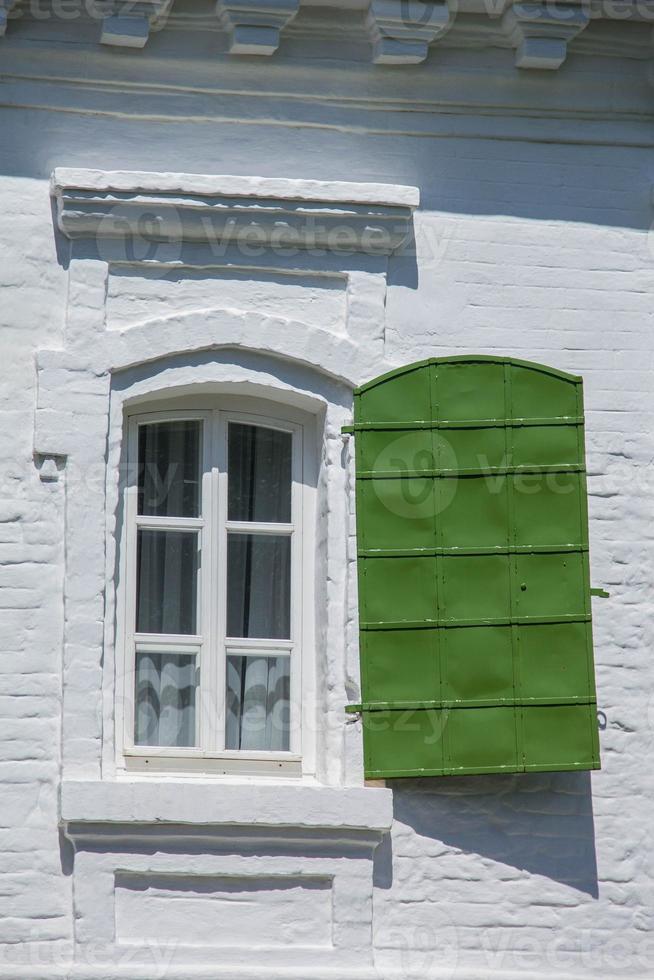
(375, 771, 599, 899)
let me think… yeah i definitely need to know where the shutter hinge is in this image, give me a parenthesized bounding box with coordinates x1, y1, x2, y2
(590, 588, 610, 599)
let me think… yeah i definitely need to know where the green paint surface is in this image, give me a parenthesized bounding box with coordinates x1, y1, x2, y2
(351, 356, 600, 778)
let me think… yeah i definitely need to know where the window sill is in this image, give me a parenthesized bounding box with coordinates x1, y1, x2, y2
(60, 779, 393, 837)
(121, 749, 303, 778)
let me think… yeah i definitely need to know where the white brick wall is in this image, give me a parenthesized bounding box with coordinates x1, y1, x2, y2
(0, 25, 652, 979)
(0, 179, 71, 965)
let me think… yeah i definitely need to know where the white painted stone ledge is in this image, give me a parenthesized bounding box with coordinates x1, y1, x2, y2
(61, 780, 393, 834)
(51, 168, 419, 255)
(61, 968, 383, 980)
(2, 965, 651, 980)
(51, 168, 420, 207)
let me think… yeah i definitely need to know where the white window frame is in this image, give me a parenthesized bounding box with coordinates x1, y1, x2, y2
(116, 395, 315, 778)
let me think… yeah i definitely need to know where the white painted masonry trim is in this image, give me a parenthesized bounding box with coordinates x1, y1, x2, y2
(34, 311, 377, 459)
(3, 50, 650, 149)
(51, 168, 420, 208)
(502, 2, 590, 70)
(367, 0, 455, 65)
(1, 1, 644, 69)
(51, 169, 420, 256)
(40, 164, 405, 973)
(40, 167, 409, 793)
(215, 0, 300, 55)
(61, 780, 393, 831)
(61, 785, 390, 979)
(100, 0, 174, 49)
(0, 0, 18, 36)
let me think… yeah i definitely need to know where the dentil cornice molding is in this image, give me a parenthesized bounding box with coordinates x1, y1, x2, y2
(1, 0, 651, 68)
(0, 0, 18, 37)
(502, 2, 590, 69)
(366, 0, 455, 65)
(100, 0, 174, 48)
(215, 0, 300, 55)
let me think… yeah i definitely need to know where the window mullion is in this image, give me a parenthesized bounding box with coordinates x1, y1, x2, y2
(225, 637, 294, 652)
(122, 418, 140, 755)
(289, 423, 303, 757)
(197, 411, 212, 753)
(136, 515, 204, 531)
(212, 410, 227, 752)
(225, 520, 294, 535)
(135, 634, 202, 649)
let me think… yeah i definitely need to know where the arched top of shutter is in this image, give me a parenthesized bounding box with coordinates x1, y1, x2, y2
(348, 355, 600, 779)
(352, 356, 583, 431)
(356, 355, 582, 394)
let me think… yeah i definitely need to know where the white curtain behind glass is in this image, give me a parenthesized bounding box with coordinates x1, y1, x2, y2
(226, 655, 290, 751)
(135, 652, 196, 747)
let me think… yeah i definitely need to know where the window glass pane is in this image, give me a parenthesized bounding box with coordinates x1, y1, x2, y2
(227, 533, 291, 639)
(226, 655, 290, 751)
(136, 529, 198, 635)
(135, 652, 197, 747)
(138, 420, 201, 518)
(228, 423, 292, 523)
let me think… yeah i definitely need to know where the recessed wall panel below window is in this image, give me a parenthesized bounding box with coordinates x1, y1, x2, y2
(115, 872, 334, 948)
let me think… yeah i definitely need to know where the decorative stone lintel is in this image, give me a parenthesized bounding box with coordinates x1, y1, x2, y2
(502, 2, 590, 70)
(215, 0, 299, 56)
(100, 0, 174, 49)
(366, 0, 453, 65)
(51, 168, 420, 256)
(0, 0, 19, 38)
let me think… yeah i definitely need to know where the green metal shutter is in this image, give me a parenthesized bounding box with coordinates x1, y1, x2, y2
(347, 356, 600, 779)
